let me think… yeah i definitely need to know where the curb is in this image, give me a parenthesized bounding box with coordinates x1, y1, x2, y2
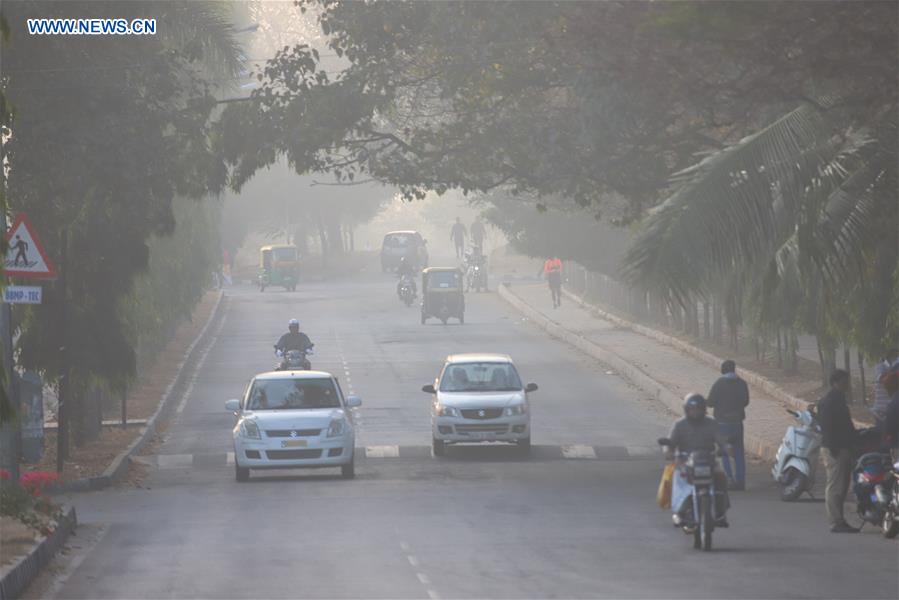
(0, 505, 77, 600)
(561, 288, 810, 413)
(49, 291, 227, 494)
(498, 284, 779, 462)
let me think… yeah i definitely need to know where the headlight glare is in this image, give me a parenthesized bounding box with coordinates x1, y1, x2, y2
(241, 420, 261, 439)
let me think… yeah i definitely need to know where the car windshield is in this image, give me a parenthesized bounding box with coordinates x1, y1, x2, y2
(439, 362, 523, 392)
(247, 378, 341, 410)
(384, 234, 413, 247)
(428, 271, 461, 288)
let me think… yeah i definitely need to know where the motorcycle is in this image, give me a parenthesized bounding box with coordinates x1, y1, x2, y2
(881, 457, 899, 538)
(852, 452, 896, 534)
(274, 345, 313, 371)
(658, 438, 728, 551)
(772, 407, 822, 501)
(464, 255, 487, 293)
(397, 275, 417, 307)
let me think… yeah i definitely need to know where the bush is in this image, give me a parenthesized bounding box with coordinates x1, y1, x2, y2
(0, 470, 63, 536)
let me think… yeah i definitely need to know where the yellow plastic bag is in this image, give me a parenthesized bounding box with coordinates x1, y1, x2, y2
(656, 463, 674, 509)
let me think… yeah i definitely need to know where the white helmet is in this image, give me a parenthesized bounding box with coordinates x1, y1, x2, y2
(288, 318, 299, 329)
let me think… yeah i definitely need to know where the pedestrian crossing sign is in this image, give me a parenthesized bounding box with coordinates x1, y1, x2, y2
(4, 213, 57, 279)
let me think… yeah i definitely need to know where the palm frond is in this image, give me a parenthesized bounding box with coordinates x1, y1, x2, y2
(620, 99, 856, 305)
(159, 2, 244, 78)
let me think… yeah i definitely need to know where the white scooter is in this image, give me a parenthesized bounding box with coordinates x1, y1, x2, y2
(771, 406, 822, 501)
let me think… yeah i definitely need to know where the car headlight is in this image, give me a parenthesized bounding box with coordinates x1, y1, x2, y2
(438, 405, 460, 418)
(327, 419, 347, 437)
(504, 404, 527, 416)
(240, 420, 261, 439)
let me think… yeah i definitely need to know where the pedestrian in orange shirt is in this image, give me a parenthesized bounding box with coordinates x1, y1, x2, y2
(543, 256, 563, 308)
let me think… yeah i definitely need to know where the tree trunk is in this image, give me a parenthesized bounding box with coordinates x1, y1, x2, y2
(713, 299, 723, 345)
(858, 351, 867, 407)
(703, 302, 710, 338)
(776, 329, 783, 368)
(789, 330, 799, 374)
(73, 383, 102, 446)
(844, 347, 853, 403)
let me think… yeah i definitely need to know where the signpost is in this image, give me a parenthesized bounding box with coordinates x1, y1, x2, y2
(1, 213, 56, 477)
(3, 285, 42, 305)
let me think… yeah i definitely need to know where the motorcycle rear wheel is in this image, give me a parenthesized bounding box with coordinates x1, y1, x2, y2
(780, 468, 808, 502)
(883, 509, 899, 538)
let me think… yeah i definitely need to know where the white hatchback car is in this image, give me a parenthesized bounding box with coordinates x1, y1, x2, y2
(225, 370, 361, 481)
(423, 353, 538, 456)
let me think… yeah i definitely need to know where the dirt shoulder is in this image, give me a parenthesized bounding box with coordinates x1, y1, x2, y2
(21, 290, 219, 482)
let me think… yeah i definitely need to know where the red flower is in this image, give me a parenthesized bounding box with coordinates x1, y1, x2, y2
(18, 471, 59, 496)
(0, 469, 10, 480)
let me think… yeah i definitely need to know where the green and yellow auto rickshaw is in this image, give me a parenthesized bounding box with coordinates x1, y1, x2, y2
(258, 244, 299, 292)
(421, 267, 464, 325)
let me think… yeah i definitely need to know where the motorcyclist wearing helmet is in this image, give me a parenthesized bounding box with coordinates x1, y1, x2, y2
(666, 393, 732, 527)
(275, 319, 313, 354)
(396, 256, 418, 296)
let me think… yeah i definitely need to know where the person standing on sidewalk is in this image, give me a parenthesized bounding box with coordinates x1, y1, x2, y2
(706, 359, 749, 490)
(818, 369, 859, 533)
(470, 217, 486, 251)
(543, 255, 563, 308)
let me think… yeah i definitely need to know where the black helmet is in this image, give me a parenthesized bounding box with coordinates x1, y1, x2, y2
(683, 393, 707, 422)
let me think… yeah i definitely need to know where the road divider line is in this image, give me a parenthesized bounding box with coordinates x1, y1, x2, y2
(407, 555, 420, 567)
(366, 445, 400, 458)
(417, 573, 431, 585)
(157, 454, 193, 469)
(226, 451, 235, 465)
(561, 444, 597, 459)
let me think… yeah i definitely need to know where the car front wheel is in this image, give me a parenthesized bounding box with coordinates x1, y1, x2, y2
(516, 437, 531, 455)
(341, 459, 355, 479)
(432, 437, 446, 457)
(235, 462, 250, 482)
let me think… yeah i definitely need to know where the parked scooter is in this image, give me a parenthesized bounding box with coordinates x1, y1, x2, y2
(274, 345, 313, 371)
(658, 438, 729, 552)
(772, 407, 822, 501)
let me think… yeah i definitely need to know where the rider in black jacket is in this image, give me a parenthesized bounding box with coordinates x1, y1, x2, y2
(275, 319, 313, 353)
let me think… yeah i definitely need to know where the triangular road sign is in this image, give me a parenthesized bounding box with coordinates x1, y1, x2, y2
(4, 213, 57, 279)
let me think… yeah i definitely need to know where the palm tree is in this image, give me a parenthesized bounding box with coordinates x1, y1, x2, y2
(621, 95, 898, 371)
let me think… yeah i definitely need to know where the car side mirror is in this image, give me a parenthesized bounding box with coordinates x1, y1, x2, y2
(657, 437, 672, 447)
(346, 395, 362, 408)
(225, 399, 240, 412)
(422, 384, 436, 394)
(525, 383, 538, 393)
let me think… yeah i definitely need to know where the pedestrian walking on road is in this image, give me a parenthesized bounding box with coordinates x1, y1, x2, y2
(706, 359, 750, 490)
(543, 256, 563, 308)
(450, 217, 467, 258)
(817, 369, 859, 533)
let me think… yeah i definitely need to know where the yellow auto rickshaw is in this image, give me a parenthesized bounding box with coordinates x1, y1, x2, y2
(259, 244, 299, 292)
(421, 267, 464, 325)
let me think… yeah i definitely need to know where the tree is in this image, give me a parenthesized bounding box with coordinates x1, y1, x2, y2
(2, 1, 241, 445)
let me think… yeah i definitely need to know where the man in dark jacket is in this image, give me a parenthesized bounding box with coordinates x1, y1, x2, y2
(707, 360, 750, 490)
(817, 369, 858, 533)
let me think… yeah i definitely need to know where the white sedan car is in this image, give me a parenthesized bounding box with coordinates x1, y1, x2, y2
(423, 353, 538, 456)
(225, 370, 361, 481)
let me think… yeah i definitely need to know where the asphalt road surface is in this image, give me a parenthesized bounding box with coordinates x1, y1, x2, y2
(30, 269, 899, 599)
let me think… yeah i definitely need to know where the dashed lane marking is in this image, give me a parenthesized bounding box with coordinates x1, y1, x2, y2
(365, 445, 400, 458)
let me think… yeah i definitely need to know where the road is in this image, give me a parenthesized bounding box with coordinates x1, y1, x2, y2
(30, 268, 899, 599)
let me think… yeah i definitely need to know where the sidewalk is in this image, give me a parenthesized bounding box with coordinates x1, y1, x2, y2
(499, 282, 796, 462)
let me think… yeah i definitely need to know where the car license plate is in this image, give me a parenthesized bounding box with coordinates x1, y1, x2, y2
(281, 440, 307, 448)
(474, 432, 492, 440)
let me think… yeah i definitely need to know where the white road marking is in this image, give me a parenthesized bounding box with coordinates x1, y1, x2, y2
(561, 444, 597, 459)
(157, 454, 194, 469)
(226, 451, 235, 466)
(366, 445, 400, 458)
(417, 573, 431, 585)
(427, 590, 440, 600)
(400, 542, 411, 552)
(407, 555, 420, 567)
